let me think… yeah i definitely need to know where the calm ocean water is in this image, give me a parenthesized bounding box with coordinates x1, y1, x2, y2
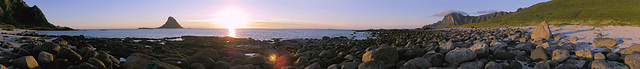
(36, 29, 370, 40)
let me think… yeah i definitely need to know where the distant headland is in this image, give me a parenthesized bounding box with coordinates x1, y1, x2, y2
(139, 16, 184, 29)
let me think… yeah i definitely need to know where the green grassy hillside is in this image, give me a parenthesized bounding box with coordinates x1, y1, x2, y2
(452, 0, 640, 27)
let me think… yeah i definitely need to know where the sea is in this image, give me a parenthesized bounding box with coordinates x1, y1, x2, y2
(36, 29, 371, 40)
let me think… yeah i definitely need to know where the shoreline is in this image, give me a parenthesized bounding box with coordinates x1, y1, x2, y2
(0, 25, 639, 69)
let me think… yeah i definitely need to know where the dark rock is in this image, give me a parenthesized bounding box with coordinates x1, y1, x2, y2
(506, 61, 522, 69)
(402, 58, 431, 69)
(591, 60, 629, 69)
(246, 55, 265, 64)
(78, 47, 97, 61)
(458, 61, 484, 69)
(69, 62, 99, 69)
(294, 56, 309, 67)
(358, 61, 387, 69)
(342, 61, 361, 69)
(87, 58, 106, 69)
(445, 48, 476, 65)
(305, 62, 322, 69)
(182, 56, 214, 68)
(328, 64, 339, 69)
(229, 65, 249, 69)
(362, 47, 398, 63)
(193, 48, 220, 60)
(32, 42, 60, 54)
(469, 42, 489, 55)
(606, 53, 620, 61)
(146, 60, 181, 69)
(593, 38, 618, 48)
(554, 64, 578, 69)
(1, 42, 14, 48)
(230, 59, 246, 65)
(214, 61, 231, 69)
(37, 51, 54, 64)
(439, 41, 455, 53)
(95, 51, 112, 68)
(530, 47, 548, 61)
(422, 53, 444, 67)
(189, 63, 206, 69)
(122, 53, 153, 69)
(318, 50, 336, 58)
(57, 48, 82, 61)
(54, 59, 73, 69)
(12, 56, 39, 69)
(493, 49, 516, 60)
(484, 61, 503, 69)
(533, 61, 549, 69)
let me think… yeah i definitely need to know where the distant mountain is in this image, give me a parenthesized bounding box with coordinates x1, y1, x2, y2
(423, 11, 511, 28)
(453, 0, 640, 27)
(158, 16, 183, 28)
(0, 0, 71, 30)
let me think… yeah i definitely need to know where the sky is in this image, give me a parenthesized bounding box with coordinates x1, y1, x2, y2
(24, 0, 550, 29)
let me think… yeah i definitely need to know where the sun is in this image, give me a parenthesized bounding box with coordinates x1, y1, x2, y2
(215, 7, 249, 28)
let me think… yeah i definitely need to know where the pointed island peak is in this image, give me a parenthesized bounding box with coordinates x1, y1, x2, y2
(157, 16, 183, 29)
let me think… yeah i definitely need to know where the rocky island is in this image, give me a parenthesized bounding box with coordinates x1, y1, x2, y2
(140, 16, 184, 29)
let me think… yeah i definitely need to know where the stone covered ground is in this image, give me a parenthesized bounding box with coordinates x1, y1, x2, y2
(2, 22, 640, 69)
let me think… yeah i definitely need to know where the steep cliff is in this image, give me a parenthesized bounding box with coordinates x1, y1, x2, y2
(0, 0, 69, 30)
(158, 16, 183, 28)
(423, 11, 511, 28)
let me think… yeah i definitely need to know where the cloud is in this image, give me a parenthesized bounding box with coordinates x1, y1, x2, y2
(475, 10, 500, 14)
(433, 9, 468, 16)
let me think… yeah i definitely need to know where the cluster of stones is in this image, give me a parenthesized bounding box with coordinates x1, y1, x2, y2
(122, 47, 273, 69)
(0, 37, 120, 69)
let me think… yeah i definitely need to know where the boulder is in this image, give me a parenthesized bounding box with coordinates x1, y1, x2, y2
(402, 58, 431, 69)
(12, 56, 39, 69)
(275, 54, 292, 69)
(530, 47, 548, 61)
(328, 64, 339, 69)
(422, 53, 444, 67)
(193, 48, 220, 60)
(594, 53, 605, 60)
(489, 41, 507, 51)
(533, 61, 549, 69)
(469, 42, 489, 55)
(54, 59, 74, 69)
(575, 48, 593, 58)
(531, 21, 552, 39)
(342, 61, 361, 69)
(182, 56, 214, 67)
(189, 63, 206, 69)
(493, 49, 516, 59)
(37, 51, 54, 64)
(591, 60, 629, 69)
(0, 64, 6, 69)
(619, 44, 640, 55)
(606, 53, 620, 61)
(506, 61, 522, 69)
(95, 51, 113, 68)
(214, 61, 231, 69)
(593, 38, 618, 48)
(294, 56, 309, 67)
(32, 42, 60, 54)
(229, 65, 249, 69)
(445, 48, 476, 65)
(318, 50, 336, 58)
(78, 47, 97, 61)
(230, 59, 246, 65)
(484, 61, 503, 69)
(305, 62, 322, 69)
(87, 58, 106, 69)
(122, 53, 153, 69)
(625, 54, 640, 69)
(551, 49, 569, 62)
(358, 61, 387, 69)
(57, 48, 82, 61)
(554, 64, 578, 69)
(246, 55, 265, 64)
(568, 37, 578, 42)
(439, 41, 455, 53)
(458, 61, 484, 69)
(1, 42, 14, 48)
(146, 60, 181, 69)
(69, 62, 99, 69)
(362, 47, 398, 63)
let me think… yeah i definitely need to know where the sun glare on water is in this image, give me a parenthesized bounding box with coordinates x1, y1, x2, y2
(215, 7, 249, 37)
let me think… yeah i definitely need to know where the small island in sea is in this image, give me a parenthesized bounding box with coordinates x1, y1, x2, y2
(139, 16, 184, 29)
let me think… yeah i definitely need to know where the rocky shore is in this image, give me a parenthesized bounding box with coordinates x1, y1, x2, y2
(1, 22, 640, 69)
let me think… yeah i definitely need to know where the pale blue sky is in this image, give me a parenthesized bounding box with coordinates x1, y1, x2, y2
(24, 0, 550, 29)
